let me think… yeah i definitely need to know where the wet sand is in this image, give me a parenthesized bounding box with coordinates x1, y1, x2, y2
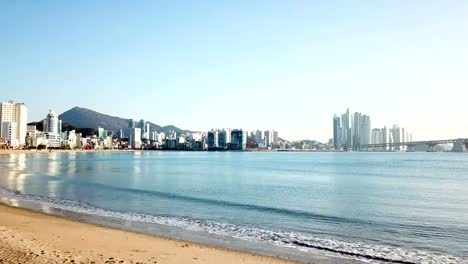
(0, 203, 300, 264)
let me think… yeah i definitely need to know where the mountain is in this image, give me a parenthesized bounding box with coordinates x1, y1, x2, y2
(57, 107, 193, 136)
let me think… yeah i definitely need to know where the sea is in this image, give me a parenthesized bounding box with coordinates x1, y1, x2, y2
(0, 151, 467, 264)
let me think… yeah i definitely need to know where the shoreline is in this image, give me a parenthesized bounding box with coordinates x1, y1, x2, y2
(0, 202, 302, 264)
(0, 149, 134, 155)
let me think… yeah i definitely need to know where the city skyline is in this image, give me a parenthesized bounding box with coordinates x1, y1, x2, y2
(1, 1, 467, 141)
(2, 100, 467, 144)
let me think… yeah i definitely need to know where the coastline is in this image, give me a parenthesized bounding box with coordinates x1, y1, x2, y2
(0, 203, 301, 264)
(0, 149, 134, 155)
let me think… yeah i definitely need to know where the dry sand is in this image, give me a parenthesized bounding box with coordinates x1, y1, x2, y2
(0, 203, 300, 264)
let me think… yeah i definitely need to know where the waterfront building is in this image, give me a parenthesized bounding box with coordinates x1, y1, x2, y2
(63, 130, 78, 149)
(138, 120, 146, 139)
(0, 101, 28, 145)
(119, 129, 124, 139)
(97, 126, 107, 140)
(130, 127, 142, 149)
(230, 129, 247, 151)
(128, 119, 136, 129)
(27, 125, 37, 139)
(193, 140, 204, 151)
(339, 108, 353, 150)
(178, 136, 186, 144)
(351, 112, 371, 150)
(167, 130, 177, 140)
(371, 125, 412, 152)
(157, 132, 166, 144)
(381, 126, 395, 151)
(255, 130, 263, 145)
(165, 139, 177, 149)
(150, 131, 157, 141)
(42, 110, 62, 148)
(273, 131, 279, 146)
(145, 122, 150, 139)
(75, 133, 83, 149)
(104, 136, 113, 149)
(333, 115, 342, 150)
(333, 108, 371, 150)
(391, 125, 402, 151)
(1, 122, 19, 148)
(224, 128, 231, 145)
(218, 130, 228, 149)
(264, 130, 275, 148)
(191, 132, 203, 141)
(207, 129, 219, 150)
(216, 129, 231, 149)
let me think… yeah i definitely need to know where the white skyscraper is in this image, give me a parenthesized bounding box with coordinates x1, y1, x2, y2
(43, 110, 62, 148)
(130, 127, 142, 149)
(0, 101, 28, 145)
(340, 108, 353, 150)
(334, 108, 370, 150)
(264, 130, 275, 148)
(145, 122, 150, 139)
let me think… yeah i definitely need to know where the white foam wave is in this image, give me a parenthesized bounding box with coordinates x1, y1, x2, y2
(0, 187, 462, 264)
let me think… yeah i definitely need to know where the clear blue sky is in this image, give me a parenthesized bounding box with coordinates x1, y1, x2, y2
(1, 1, 467, 141)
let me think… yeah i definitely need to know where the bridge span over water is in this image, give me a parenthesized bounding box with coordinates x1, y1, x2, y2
(357, 138, 468, 152)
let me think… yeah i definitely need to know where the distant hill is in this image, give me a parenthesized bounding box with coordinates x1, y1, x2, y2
(36, 106, 194, 137)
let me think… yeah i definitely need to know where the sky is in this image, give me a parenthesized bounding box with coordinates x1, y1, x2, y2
(1, 1, 467, 141)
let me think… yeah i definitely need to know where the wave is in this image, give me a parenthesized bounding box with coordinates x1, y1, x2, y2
(73, 181, 468, 236)
(0, 187, 462, 264)
(75, 180, 370, 224)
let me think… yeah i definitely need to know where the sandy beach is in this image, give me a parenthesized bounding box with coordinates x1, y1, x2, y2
(0, 203, 300, 264)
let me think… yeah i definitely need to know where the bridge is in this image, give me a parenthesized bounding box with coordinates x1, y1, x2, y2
(356, 138, 468, 152)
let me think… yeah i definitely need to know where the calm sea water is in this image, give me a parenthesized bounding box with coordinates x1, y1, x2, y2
(0, 151, 467, 263)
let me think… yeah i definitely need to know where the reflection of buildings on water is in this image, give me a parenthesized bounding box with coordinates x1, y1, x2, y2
(5, 154, 28, 193)
(47, 153, 60, 176)
(0, 153, 64, 198)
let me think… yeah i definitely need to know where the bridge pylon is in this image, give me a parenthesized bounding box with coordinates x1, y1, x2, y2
(452, 138, 467, 152)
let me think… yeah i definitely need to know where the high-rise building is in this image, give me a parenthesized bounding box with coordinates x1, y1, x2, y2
(150, 131, 157, 141)
(273, 131, 278, 145)
(157, 132, 166, 143)
(145, 122, 150, 139)
(333, 114, 342, 150)
(224, 128, 231, 144)
(128, 119, 136, 129)
(334, 108, 370, 150)
(230, 129, 247, 151)
(1, 122, 18, 147)
(353, 113, 371, 150)
(207, 130, 219, 150)
(381, 126, 394, 151)
(218, 130, 228, 149)
(44, 110, 59, 134)
(0, 101, 28, 145)
(130, 127, 142, 149)
(255, 130, 263, 145)
(264, 130, 275, 148)
(340, 108, 353, 150)
(43, 110, 62, 148)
